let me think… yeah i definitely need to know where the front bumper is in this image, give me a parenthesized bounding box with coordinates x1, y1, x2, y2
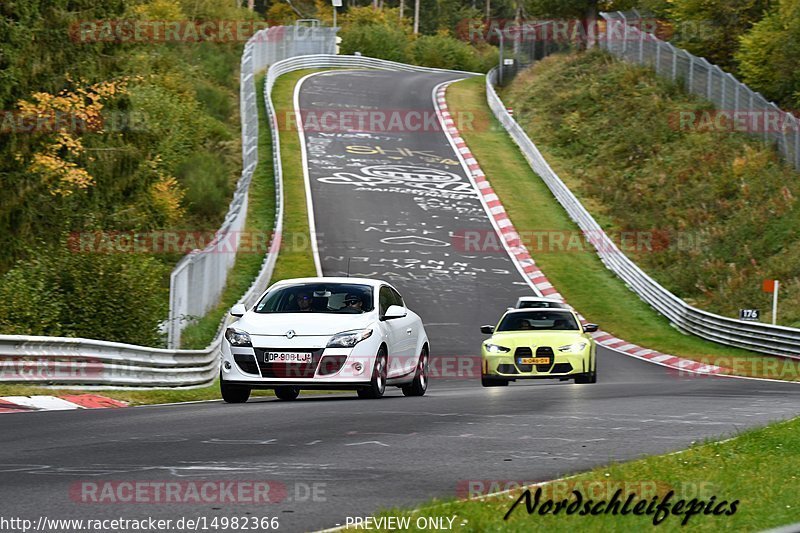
(482, 349, 592, 379)
(221, 341, 374, 385)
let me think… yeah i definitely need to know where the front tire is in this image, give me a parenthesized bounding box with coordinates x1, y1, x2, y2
(274, 386, 300, 400)
(574, 372, 597, 384)
(358, 347, 387, 399)
(575, 358, 597, 384)
(402, 347, 429, 397)
(220, 374, 251, 403)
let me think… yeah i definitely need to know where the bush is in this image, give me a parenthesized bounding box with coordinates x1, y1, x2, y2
(339, 24, 411, 63)
(0, 244, 169, 346)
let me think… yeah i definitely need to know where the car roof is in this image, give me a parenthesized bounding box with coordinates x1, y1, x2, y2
(505, 307, 574, 315)
(516, 296, 566, 303)
(268, 277, 390, 288)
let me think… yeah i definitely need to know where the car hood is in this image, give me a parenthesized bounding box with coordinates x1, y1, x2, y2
(234, 312, 375, 336)
(487, 331, 588, 348)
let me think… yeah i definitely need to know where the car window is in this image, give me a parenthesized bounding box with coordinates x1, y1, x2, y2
(379, 286, 394, 316)
(255, 283, 374, 314)
(390, 287, 405, 307)
(518, 301, 569, 309)
(497, 311, 579, 332)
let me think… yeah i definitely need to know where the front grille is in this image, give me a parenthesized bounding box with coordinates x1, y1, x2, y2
(254, 348, 324, 378)
(233, 353, 259, 375)
(317, 355, 348, 376)
(514, 347, 533, 372)
(535, 346, 555, 372)
(497, 364, 519, 375)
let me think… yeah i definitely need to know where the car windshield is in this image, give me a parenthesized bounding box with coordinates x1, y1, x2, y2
(497, 310, 579, 332)
(254, 283, 374, 314)
(518, 300, 569, 309)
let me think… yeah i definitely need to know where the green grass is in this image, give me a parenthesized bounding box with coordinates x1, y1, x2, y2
(445, 76, 800, 381)
(0, 382, 344, 406)
(370, 416, 800, 532)
(269, 69, 319, 281)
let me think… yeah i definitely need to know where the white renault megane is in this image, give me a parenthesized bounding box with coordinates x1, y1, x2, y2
(220, 277, 430, 402)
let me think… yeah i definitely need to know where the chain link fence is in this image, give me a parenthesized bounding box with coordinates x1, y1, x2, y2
(600, 10, 800, 172)
(167, 25, 337, 349)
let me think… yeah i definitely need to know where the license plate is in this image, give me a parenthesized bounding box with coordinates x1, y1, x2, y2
(265, 352, 311, 363)
(518, 357, 551, 365)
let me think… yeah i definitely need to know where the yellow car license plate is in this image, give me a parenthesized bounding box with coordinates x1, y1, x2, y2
(519, 357, 550, 365)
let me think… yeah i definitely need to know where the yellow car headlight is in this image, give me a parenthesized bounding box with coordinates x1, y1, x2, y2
(484, 343, 511, 354)
(558, 341, 588, 353)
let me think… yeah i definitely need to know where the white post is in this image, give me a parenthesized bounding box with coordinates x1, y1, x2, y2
(772, 280, 779, 325)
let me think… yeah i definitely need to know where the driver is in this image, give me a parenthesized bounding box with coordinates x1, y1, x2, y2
(295, 292, 312, 312)
(517, 319, 532, 330)
(344, 293, 363, 312)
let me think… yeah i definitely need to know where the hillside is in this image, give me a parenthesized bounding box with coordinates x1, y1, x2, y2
(502, 51, 800, 327)
(0, 0, 259, 345)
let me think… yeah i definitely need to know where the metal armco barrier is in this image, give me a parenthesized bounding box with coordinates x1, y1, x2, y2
(485, 68, 800, 359)
(0, 52, 470, 387)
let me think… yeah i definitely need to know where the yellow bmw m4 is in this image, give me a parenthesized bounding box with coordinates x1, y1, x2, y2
(480, 308, 598, 387)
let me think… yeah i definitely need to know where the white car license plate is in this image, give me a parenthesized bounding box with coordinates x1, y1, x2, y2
(265, 352, 311, 363)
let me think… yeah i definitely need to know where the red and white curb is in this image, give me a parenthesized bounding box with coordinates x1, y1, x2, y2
(434, 83, 727, 377)
(0, 394, 127, 413)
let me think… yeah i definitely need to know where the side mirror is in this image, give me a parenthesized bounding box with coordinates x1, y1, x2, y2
(507, 307, 514, 311)
(230, 304, 247, 318)
(480, 325, 495, 334)
(583, 323, 598, 333)
(383, 305, 407, 320)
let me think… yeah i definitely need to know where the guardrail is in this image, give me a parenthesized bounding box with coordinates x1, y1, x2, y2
(0, 53, 471, 387)
(485, 67, 800, 358)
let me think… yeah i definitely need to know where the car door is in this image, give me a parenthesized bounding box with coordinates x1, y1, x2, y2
(389, 287, 418, 376)
(379, 286, 410, 378)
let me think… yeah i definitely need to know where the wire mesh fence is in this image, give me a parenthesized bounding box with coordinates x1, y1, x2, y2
(600, 10, 800, 172)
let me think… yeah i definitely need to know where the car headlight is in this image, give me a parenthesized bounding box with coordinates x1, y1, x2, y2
(327, 328, 373, 348)
(225, 327, 252, 347)
(558, 341, 588, 353)
(484, 343, 511, 354)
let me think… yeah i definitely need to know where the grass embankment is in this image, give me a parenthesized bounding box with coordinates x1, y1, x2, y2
(445, 75, 800, 381)
(0, 71, 322, 405)
(180, 74, 276, 349)
(502, 51, 800, 329)
(370, 416, 800, 532)
(269, 69, 319, 281)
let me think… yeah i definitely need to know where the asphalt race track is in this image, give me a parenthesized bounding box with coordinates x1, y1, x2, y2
(2, 69, 799, 533)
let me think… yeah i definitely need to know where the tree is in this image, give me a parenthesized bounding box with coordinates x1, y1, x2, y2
(736, 0, 800, 109)
(666, 0, 771, 71)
